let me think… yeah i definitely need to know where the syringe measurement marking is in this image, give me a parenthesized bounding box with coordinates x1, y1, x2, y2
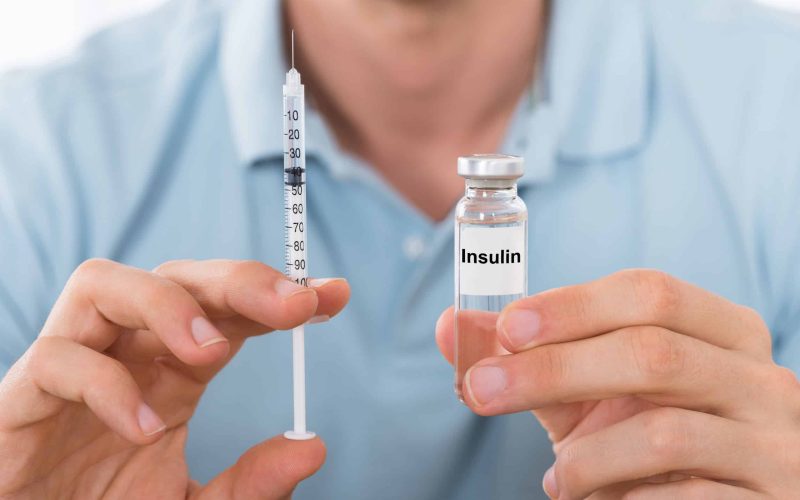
(283, 98, 306, 288)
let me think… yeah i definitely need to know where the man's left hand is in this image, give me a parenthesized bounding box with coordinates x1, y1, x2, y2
(436, 269, 800, 499)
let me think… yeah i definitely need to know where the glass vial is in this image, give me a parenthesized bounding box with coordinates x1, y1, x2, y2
(454, 154, 528, 401)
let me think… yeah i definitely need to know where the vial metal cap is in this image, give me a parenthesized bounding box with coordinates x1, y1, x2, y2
(457, 154, 524, 179)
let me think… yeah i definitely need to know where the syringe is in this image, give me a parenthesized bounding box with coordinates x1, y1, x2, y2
(283, 31, 314, 441)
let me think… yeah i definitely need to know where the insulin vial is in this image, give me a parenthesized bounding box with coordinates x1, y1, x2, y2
(454, 154, 527, 401)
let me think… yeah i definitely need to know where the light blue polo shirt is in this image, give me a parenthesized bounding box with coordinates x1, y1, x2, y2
(1, 0, 799, 498)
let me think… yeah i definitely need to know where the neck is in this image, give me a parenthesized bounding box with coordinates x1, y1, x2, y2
(286, 1, 547, 220)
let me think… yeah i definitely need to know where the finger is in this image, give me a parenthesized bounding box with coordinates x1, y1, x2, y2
(622, 478, 761, 500)
(109, 275, 349, 363)
(155, 260, 350, 333)
(435, 307, 455, 365)
(550, 407, 761, 499)
(547, 397, 656, 453)
(0, 336, 165, 443)
(580, 474, 692, 500)
(435, 307, 503, 365)
(463, 326, 766, 418)
(44, 259, 229, 366)
(194, 435, 326, 500)
(307, 277, 350, 323)
(496, 269, 771, 357)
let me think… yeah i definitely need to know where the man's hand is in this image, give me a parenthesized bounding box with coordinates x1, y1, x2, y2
(0, 258, 350, 499)
(436, 269, 800, 499)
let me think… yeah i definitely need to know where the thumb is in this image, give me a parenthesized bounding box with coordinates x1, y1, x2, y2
(435, 306, 455, 365)
(193, 435, 326, 500)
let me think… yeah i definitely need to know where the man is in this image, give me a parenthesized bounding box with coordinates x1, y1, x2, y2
(1, 0, 799, 498)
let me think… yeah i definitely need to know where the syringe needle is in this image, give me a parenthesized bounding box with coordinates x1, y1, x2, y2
(291, 29, 295, 69)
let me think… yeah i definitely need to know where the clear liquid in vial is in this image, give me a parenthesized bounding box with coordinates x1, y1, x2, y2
(455, 218, 526, 402)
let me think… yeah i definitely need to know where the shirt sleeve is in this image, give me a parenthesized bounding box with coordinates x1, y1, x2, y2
(743, 15, 800, 375)
(0, 70, 85, 376)
(770, 159, 800, 373)
(764, 88, 800, 374)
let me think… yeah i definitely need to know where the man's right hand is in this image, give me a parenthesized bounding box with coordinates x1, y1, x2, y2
(0, 258, 350, 499)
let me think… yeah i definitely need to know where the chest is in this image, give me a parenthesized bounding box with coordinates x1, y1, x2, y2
(116, 145, 753, 497)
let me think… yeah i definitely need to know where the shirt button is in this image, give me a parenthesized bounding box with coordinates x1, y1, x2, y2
(403, 235, 426, 260)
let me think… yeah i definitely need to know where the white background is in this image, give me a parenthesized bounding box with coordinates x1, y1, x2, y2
(0, 0, 164, 71)
(0, 0, 799, 72)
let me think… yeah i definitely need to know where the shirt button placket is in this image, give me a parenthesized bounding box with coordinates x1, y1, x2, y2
(403, 235, 426, 260)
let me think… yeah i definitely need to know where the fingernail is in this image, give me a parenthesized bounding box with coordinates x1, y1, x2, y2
(543, 465, 559, 499)
(138, 403, 166, 437)
(275, 279, 311, 299)
(308, 278, 344, 288)
(191, 317, 228, 348)
(501, 309, 541, 348)
(308, 314, 330, 324)
(466, 365, 506, 405)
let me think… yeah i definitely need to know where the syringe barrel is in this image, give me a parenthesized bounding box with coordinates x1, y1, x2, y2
(283, 78, 307, 286)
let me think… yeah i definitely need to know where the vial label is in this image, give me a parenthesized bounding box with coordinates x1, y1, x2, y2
(458, 225, 526, 296)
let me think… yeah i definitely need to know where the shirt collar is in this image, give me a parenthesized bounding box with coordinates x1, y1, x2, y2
(219, 0, 285, 166)
(219, 0, 650, 181)
(544, 0, 650, 162)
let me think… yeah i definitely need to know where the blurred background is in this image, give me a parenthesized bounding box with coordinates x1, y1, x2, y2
(1, 0, 799, 72)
